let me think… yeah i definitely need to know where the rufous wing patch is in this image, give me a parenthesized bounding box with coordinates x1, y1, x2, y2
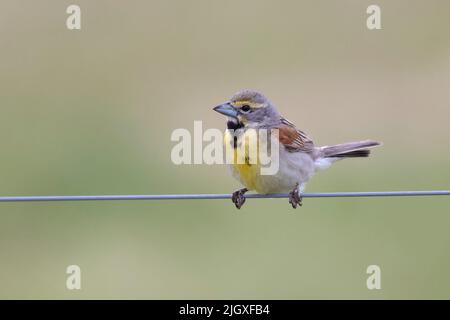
(277, 118, 315, 153)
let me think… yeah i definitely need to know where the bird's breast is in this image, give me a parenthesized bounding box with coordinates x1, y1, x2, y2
(224, 128, 316, 193)
(224, 129, 262, 190)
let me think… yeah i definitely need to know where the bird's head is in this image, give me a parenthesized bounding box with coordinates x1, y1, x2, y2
(213, 90, 280, 129)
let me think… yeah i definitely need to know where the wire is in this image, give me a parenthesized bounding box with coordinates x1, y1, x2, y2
(0, 190, 450, 202)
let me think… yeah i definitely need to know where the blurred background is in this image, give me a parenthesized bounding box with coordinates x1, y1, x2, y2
(0, 0, 449, 299)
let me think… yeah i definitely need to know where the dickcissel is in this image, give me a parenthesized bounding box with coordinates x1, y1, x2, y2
(213, 89, 380, 209)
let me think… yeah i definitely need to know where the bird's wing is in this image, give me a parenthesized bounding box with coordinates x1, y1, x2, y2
(276, 117, 315, 153)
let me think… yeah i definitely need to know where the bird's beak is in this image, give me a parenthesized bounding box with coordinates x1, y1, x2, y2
(213, 102, 238, 119)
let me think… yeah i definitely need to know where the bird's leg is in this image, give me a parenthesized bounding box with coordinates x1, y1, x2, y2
(288, 183, 303, 209)
(231, 188, 248, 209)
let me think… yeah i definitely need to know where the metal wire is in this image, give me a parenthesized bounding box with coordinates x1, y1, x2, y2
(0, 190, 450, 202)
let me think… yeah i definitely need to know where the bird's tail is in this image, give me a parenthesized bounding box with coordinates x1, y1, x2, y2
(320, 140, 381, 158)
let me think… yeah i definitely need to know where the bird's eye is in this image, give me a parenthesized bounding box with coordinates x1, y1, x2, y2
(241, 105, 251, 112)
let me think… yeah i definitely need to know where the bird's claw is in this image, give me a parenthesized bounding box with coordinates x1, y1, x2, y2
(231, 188, 248, 209)
(288, 184, 303, 209)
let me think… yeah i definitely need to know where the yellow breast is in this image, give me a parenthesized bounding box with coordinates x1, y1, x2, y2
(224, 129, 261, 190)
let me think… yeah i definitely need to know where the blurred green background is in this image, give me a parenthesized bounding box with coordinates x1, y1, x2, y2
(1, 0, 450, 299)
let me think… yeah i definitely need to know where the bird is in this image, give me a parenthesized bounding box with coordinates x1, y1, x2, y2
(213, 89, 381, 209)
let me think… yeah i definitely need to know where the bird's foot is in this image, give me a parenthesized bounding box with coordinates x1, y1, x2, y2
(288, 183, 303, 209)
(231, 188, 248, 209)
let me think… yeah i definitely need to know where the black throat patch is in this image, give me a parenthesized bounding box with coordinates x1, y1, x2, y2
(227, 120, 244, 130)
(227, 121, 244, 150)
